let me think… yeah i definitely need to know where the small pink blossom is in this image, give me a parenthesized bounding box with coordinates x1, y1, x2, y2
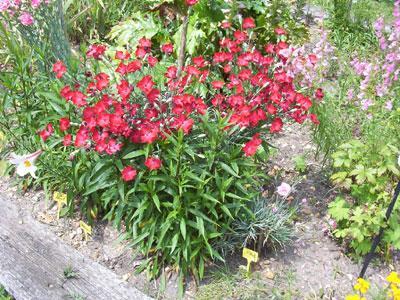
(0, 0, 10, 12)
(277, 182, 291, 198)
(19, 12, 34, 26)
(361, 99, 373, 111)
(385, 101, 393, 111)
(31, 0, 41, 8)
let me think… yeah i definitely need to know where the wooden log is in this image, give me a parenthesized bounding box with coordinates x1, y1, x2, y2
(0, 193, 152, 300)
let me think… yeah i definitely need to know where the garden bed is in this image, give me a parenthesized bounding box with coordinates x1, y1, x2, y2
(1, 124, 397, 299)
(1, 0, 400, 299)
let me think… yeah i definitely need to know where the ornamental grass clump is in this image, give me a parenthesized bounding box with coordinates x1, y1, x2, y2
(37, 15, 322, 286)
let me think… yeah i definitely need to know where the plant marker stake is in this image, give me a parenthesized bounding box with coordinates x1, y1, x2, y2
(359, 181, 400, 278)
(242, 248, 259, 277)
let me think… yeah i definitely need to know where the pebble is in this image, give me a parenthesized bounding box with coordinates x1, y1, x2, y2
(122, 273, 131, 281)
(264, 269, 275, 280)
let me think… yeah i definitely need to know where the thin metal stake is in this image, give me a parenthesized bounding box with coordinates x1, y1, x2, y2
(359, 181, 400, 278)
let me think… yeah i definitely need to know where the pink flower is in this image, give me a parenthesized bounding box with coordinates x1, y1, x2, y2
(277, 182, 291, 198)
(185, 0, 198, 5)
(385, 100, 393, 111)
(31, 0, 41, 8)
(0, 0, 11, 12)
(19, 12, 34, 26)
(361, 99, 373, 111)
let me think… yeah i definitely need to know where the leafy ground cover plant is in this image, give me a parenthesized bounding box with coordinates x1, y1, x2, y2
(328, 140, 400, 255)
(29, 9, 322, 289)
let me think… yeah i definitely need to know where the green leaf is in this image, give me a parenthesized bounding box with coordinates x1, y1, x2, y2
(180, 218, 186, 240)
(152, 194, 161, 212)
(196, 216, 205, 238)
(219, 162, 240, 178)
(123, 150, 145, 159)
(170, 233, 179, 254)
(328, 197, 350, 221)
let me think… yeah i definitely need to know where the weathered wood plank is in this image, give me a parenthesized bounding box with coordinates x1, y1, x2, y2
(0, 193, 152, 300)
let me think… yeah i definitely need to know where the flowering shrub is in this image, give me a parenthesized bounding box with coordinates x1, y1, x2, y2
(29, 16, 320, 285)
(345, 0, 400, 131)
(320, 1, 400, 257)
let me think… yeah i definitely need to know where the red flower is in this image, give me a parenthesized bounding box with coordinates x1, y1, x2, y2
(135, 47, 147, 59)
(315, 88, 324, 100)
(185, 0, 198, 6)
(234, 30, 248, 43)
(60, 85, 72, 100)
(243, 17, 255, 29)
(165, 66, 177, 79)
(137, 75, 154, 95)
(266, 104, 277, 115)
(117, 80, 132, 100)
(63, 134, 72, 146)
(309, 114, 320, 125)
(116, 62, 127, 75)
(138, 37, 152, 49)
(161, 43, 174, 54)
(144, 157, 162, 170)
(221, 21, 231, 29)
(121, 166, 137, 182)
(270, 117, 283, 133)
(127, 60, 142, 73)
(74, 126, 89, 147)
(212, 80, 225, 89)
(70, 91, 87, 107)
(274, 27, 287, 35)
(52, 60, 66, 78)
(242, 133, 262, 156)
(39, 123, 54, 141)
(147, 55, 158, 67)
(59, 117, 70, 131)
(95, 73, 109, 91)
(115, 51, 130, 60)
(181, 118, 194, 134)
(193, 56, 206, 68)
(86, 44, 106, 59)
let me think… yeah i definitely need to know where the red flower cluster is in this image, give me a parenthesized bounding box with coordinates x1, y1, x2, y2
(49, 19, 321, 180)
(52, 60, 66, 79)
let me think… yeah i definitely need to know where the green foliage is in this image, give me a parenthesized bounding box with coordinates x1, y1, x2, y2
(227, 197, 295, 255)
(252, 0, 308, 44)
(293, 155, 307, 173)
(328, 141, 400, 255)
(64, 0, 138, 42)
(107, 0, 308, 59)
(113, 114, 267, 287)
(0, 286, 12, 300)
(63, 265, 79, 279)
(2, 0, 71, 68)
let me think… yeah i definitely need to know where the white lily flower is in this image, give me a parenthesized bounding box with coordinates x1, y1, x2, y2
(9, 150, 42, 178)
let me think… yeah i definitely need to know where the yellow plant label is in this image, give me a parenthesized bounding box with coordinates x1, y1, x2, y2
(242, 248, 259, 275)
(53, 191, 67, 218)
(79, 221, 92, 240)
